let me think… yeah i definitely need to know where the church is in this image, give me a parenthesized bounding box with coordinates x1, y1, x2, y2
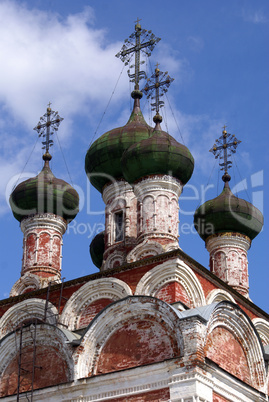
(0, 21, 268, 402)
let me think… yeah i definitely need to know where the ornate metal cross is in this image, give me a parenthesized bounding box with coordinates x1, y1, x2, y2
(142, 64, 174, 116)
(116, 20, 160, 90)
(33, 104, 64, 154)
(209, 126, 241, 175)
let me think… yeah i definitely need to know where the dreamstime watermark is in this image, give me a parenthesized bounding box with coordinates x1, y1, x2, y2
(5, 170, 264, 238)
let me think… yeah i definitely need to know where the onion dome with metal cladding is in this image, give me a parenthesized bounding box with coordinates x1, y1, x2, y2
(193, 175, 263, 241)
(10, 152, 79, 223)
(90, 231, 105, 269)
(85, 91, 153, 193)
(121, 114, 194, 185)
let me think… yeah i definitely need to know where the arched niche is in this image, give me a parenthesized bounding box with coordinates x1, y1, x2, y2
(127, 239, 164, 263)
(74, 296, 184, 379)
(135, 258, 205, 307)
(0, 324, 74, 397)
(60, 277, 132, 331)
(0, 298, 58, 339)
(204, 302, 266, 392)
(103, 250, 125, 269)
(206, 289, 236, 304)
(9, 273, 40, 297)
(252, 318, 269, 345)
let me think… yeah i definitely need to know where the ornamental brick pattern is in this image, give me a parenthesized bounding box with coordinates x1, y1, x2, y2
(206, 233, 251, 297)
(21, 214, 67, 279)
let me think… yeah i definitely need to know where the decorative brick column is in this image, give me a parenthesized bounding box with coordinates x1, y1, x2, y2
(206, 232, 251, 297)
(20, 213, 67, 280)
(134, 174, 182, 246)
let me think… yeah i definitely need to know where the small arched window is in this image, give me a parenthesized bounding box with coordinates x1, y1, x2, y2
(114, 211, 124, 242)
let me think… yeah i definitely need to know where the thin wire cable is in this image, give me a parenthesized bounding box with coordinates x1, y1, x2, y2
(232, 154, 251, 202)
(162, 105, 169, 133)
(12, 136, 39, 190)
(206, 158, 218, 189)
(89, 64, 126, 147)
(232, 160, 238, 197)
(55, 131, 74, 186)
(164, 93, 186, 145)
(194, 158, 218, 210)
(129, 78, 132, 113)
(217, 166, 220, 196)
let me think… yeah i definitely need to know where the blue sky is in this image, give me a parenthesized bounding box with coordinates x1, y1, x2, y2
(0, 0, 268, 312)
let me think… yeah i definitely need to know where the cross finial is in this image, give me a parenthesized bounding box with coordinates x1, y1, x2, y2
(135, 17, 141, 25)
(33, 104, 64, 161)
(116, 22, 160, 91)
(142, 63, 174, 125)
(209, 127, 241, 182)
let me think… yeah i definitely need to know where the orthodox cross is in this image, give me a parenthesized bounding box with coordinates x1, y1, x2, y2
(116, 19, 160, 90)
(33, 103, 64, 155)
(142, 64, 174, 116)
(209, 126, 241, 177)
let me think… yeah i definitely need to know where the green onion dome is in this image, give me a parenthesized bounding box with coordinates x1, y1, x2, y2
(193, 174, 263, 242)
(9, 153, 79, 223)
(121, 115, 194, 185)
(85, 91, 153, 193)
(90, 231, 105, 269)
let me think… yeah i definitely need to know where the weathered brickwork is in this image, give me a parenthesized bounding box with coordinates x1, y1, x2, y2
(155, 281, 190, 305)
(206, 233, 251, 297)
(21, 214, 67, 280)
(205, 326, 251, 385)
(194, 270, 219, 299)
(212, 392, 230, 402)
(96, 319, 177, 374)
(0, 344, 70, 397)
(77, 298, 113, 329)
(115, 264, 156, 294)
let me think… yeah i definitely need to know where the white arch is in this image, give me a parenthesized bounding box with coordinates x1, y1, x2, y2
(0, 298, 58, 339)
(135, 258, 206, 307)
(60, 277, 132, 331)
(103, 250, 125, 269)
(206, 289, 236, 304)
(127, 239, 164, 263)
(0, 324, 74, 382)
(9, 272, 60, 297)
(205, 302, 266, 392)
(9, 273, 40, 297)
(73, 295, 184, 379)
(252, 318, 269, 345)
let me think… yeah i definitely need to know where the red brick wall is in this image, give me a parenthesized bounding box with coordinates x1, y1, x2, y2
(105, 388, 170, 401)
(77, 298, 113, 329)
(25, 233, 36, 267)
(96, 319, 178, 374)
(0, 344, 70, 397)
(115, 265, 155, 293)
(213, 392, 230, 402)
(155, 281, 190, 306)
(205, 327, 251, 385)
(194, 271, 217, 298)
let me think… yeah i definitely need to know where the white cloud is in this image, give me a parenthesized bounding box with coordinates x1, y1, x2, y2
(187, 36, 204, 52)
(0, 1, 126, 127)
(0, 1, 126, 215)
(242, 8, 268, 24)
